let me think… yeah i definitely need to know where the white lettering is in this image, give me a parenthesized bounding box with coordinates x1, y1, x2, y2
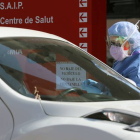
(0, 2, 23, 10)
(8, 49, 23, 55)
(0, 17, 22, 25)
(25, 16, 33, 24)
(7, 2, 12, 9)
(18, 2, 22, 9)
(35, 16, 53, 24)
(0, 2, 4, 10)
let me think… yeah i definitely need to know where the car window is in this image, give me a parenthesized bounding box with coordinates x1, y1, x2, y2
(0, 37, 140, 102)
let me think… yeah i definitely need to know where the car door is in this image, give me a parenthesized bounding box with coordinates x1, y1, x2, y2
(0, 98, 14, 140)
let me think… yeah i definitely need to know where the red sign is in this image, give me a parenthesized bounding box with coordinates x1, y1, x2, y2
(0, 0, 106, 63)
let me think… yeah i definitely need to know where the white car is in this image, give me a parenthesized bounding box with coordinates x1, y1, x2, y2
(0, 27, 140, 140)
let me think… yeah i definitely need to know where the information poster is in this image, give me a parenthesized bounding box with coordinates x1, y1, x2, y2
(56, 62, 86, 89)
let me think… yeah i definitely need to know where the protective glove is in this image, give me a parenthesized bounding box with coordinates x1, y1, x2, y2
(81, 79, 111, 95)
(81, 79, 102, 94)
(96, 82, 111, 95)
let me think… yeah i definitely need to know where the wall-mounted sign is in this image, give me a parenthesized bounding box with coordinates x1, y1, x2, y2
(0, 0, 92, 53)
(0, 0, 107, 63)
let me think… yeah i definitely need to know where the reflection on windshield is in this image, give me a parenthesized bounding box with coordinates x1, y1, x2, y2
(91, 60, 134, 86)
(0, 37, 140, 102)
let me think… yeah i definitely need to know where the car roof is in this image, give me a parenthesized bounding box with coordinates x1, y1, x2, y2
(0, 26, 69, 43)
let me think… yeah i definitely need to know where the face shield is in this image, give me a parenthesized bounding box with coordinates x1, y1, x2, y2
(106, 35, 127, 49)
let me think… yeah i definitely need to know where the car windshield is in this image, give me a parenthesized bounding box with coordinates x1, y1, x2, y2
(0, 37, 140, 102)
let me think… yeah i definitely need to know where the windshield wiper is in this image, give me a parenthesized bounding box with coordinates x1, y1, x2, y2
(82, 93, 118, 101)
(94, 94, 118, 100)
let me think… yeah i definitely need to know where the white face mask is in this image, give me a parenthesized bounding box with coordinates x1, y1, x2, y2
(110, 45, 129, 61)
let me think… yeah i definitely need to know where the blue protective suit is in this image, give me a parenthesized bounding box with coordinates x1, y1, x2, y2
(113, 47, 140, 87)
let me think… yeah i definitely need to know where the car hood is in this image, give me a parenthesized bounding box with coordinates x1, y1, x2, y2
(41, 100, 140, 117)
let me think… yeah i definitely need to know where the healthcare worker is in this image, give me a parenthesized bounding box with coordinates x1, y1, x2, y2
(108, 21, 140, 87)
(82, 21, 140, 93)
